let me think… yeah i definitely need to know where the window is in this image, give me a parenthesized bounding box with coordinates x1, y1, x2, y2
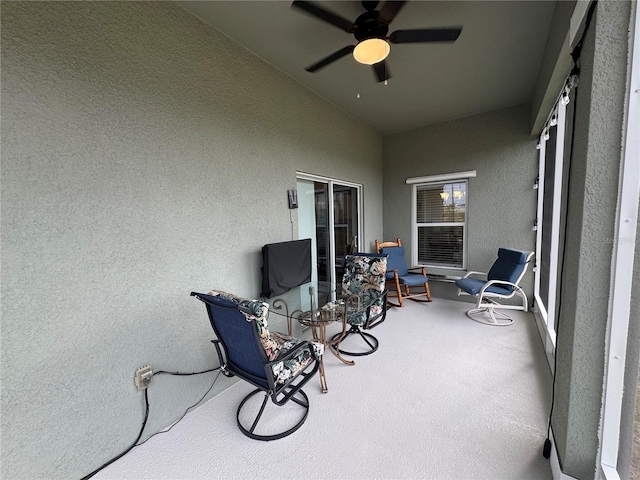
(408, 172, 475, 270)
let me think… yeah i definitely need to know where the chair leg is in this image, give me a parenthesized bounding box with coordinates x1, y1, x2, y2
(405, 284, 433, 303)
(465, 291, 531, 326)
(331, 325, 379, 356)
(466, 306, 514, 326)
(425, 282, 432, 301)
(385, 278, 402, 308)
(236, 388, 310, 441)
(394, 275, 403, 307)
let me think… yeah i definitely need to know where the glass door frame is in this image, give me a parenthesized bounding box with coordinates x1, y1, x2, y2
(296, 172, 363, 293)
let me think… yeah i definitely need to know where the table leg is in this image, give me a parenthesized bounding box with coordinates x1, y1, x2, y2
(318, 357, 328, 393)
(311, 325, 329, 393)
(308, 318, 354, 393)
(326, 318, 355, 366)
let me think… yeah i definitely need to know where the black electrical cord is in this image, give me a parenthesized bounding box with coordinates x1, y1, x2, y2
(80, 388, 150, 480)
(542, 1, 597, 459)
(79, 367, 221, 480)
(136, 368, 222, 447)
(153, 367, 219, 376)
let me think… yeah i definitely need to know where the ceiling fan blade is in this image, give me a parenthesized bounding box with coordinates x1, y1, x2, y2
(292, 1, 354, 33)
(305, 45, 355, 72)
(389, 27, 462, 44)
(372, 60, 392, 83)
(377, 1, 406, 25)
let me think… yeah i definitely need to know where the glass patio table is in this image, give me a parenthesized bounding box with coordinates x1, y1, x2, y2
(272, 286, 376, 393)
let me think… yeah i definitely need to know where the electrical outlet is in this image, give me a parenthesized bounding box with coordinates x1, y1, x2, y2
(134, 365, 153, 390)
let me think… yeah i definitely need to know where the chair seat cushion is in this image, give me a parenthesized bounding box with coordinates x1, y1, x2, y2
(454, 277, 513, 296)
(321, 300, 384, 326)
(396, 273, 428, 286)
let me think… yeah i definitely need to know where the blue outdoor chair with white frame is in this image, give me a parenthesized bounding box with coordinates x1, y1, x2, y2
(454, 248, 534, 326)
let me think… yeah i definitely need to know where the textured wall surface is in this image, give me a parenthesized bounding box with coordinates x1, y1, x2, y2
(529, 0, 577, 134)
(550, 2, 632, 479)
(0, 2, 382, 478)
(382, 103, 538, 301)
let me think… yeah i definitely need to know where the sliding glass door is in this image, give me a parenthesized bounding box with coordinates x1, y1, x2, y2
(296, 174, 361, 305)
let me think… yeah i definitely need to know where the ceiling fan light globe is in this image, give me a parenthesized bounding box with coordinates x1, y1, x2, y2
(353, 38, 390, 65)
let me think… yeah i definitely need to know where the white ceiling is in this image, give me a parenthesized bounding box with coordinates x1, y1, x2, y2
(177, 1, 556, 135)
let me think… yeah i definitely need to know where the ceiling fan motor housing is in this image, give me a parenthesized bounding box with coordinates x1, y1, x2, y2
(353, 11, 389, 41)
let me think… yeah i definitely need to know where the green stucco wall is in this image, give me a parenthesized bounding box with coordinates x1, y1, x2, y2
(0, 2, 383, 478)
(382, 103, 538, 301)
(550, 2, 633, 479)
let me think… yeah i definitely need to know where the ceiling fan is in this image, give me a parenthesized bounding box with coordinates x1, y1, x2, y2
(292, 0, 462, 83)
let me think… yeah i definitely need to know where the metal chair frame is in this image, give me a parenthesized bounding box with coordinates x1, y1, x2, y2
(454, 249, 534, 326)
(192, 292, 320, 441)
(333, 290, 389, 356)
(329, 253, 389, 356)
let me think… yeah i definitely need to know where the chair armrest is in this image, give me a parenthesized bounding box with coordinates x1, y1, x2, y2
(365, 289, 388, 329)
(408, 266, 427, 275)
(210, 339, 233, 377)
(387, 269, 400, 280)
(479, 279, 517, 293)
(267, 339, 322, 365)
(460, 271, 487, 280)
(265, 339, 322, 394)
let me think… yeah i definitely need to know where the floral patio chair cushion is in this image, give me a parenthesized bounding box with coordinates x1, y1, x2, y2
(208, 290, 323, 385)
(322, 255, 387, 326)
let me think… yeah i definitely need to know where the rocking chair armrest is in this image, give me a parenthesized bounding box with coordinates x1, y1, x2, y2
(407, 266, 427, 274)
(387, 269, 401, 280)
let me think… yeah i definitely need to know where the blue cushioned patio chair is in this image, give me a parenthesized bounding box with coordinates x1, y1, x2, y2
(191, 290, 322, 441)
(454, 248, 534, 326)
(327, 253, 388, 356)
(375, 238, 432, 307)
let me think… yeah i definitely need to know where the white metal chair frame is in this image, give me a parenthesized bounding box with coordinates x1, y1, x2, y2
(456, 251, 534, 326)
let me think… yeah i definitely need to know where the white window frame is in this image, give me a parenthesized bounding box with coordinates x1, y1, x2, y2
(407, 171, 476, 270)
